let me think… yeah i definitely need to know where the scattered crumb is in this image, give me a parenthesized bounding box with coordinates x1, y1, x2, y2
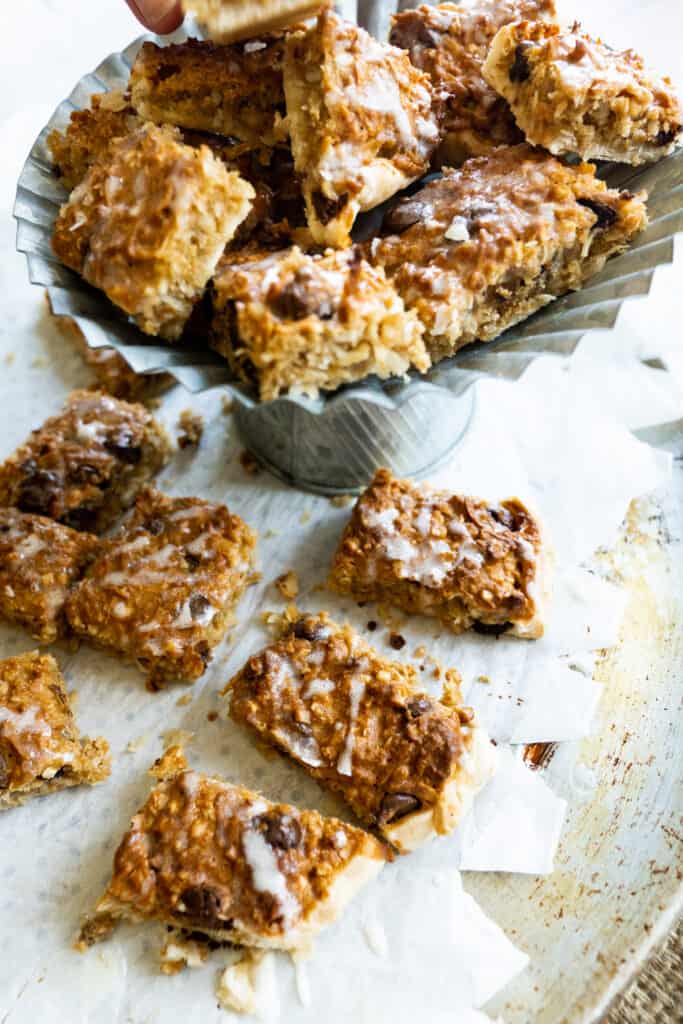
(160, 932, 211, 975)
(299, 509, 312, 525)
(125, 734, 149, 754)
(264, 529, 280, 540)
(366, 620, 378, 632)
(477, 674, 490, 684)
(31, 355, 48, 368)
(413, 645, 426, 659)
(275, 571, 299, 600)
(239, 449, 261, 475)
(440, 668, 463, 709)
(207, 710, 219, 722)
(176, 693, 193, 707)
(162, 728, 194, 750)
(4, 352, 15, 365)
(221, 394, 234, 415)
(388, 632, 406, 651)
(176, 409, 204, 449)
(260, 604, 299, 635)
(151, 745, 188, 779)
(329, 494, 354, 508)
(216, 951, 267, 1014)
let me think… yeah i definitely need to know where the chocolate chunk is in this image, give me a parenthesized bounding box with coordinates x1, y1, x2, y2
(489, 505, 522, 531)
(509, 42, 533, 83)
(105, 427, 142, 464)
(157, 63, 180, 81)
(377, 792, 421, 827)
(189, 594, 211, 620)
(185, 550, 202, 570)
(472, 621, 513, 637)
(253, 812, 302, 850)
(269, 269, 335, 321)
(655, 127, 679, 146)
(406, 696, 432, 718)
(63, 505, 98, 531)
(389, 19, 442, 52)
(0, 751, 9, 789)
(17, 462, 62, 517)
(178, 886, 229, 931)
(311, 190, 349, 225)
(196, 640, 212, 667)
(291, 618, 327, 642)
(382, 198, 432, 235)
(146, 517, 166, 536)
(367, 620, 378, 631)
(389, 632, 406, 650)
(577, 197, 618, 229)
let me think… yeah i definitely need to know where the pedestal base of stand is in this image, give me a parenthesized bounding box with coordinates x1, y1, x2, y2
(233, 386, 476, 495)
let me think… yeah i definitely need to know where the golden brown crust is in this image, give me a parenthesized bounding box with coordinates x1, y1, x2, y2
(48, 92, 142, 192)
(482, 21, 683, 164)
(210, 245, 429, 399)
(79, 765, 386, 950)
(370, 144, 648, 360)
(129, 37, 287, 147)
(183, 0, 323, 44)
(52, 124, 255, 340)
(66, 488, 257, 688)
(389, 0, 556, 163)
(228, 612, 495, 849)
(329, 467, 551, 638)
(0, 390, 169, 534)
(0, 651, 110, 809)
(284, 9, 441, 246)
(0, 509, 99, 643)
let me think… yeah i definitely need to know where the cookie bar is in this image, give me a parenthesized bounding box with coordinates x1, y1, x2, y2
(78, 748, 386, 951)
(283, 9, 441, 246)
(0, 391, 169, 533)
(52, 124, 255, 340)
(66, 488, 257, 688)
(228, 613, 497, 852)
(483, 21, 682, 164)
(210, 246, 429, 399)
(370, 144, 648, 361)
(389, 0, 556, 164)
(48, 91, 142, 192)
(0, 651, 110, 810)
(330, 468, 552, 639)
(183, 0, 322, 44)
(129, 37, 287, 148)
(0, 509, 98, 643)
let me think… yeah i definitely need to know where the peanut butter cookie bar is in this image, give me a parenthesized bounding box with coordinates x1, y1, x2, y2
(228, 613, 497, 852)
(210, 245, 429, 399)
(330, 468, 552, 639)
(284, 9, 441, 246)
(48, 91, 142, 192)
(389, 0, 556, 164)
(66, 489, 257, 688)
(78, 748, 385, 952)
(0, 509, 98, 643)
(370, 145, 648, 361)
(52, 124, 255, 340)
(483, 21, 682, 164)
(0, 651, 110, 810)
(0, 391, 169, 533)
(129, 37, 287, 148)
(183, 0, 322, 44)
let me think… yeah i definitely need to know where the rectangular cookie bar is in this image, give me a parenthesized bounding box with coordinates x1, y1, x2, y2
(0, 508, 98, 643)
(78, 747, 385, 952)
(66, 488, 257, 688)
(329, 468, 552, 638)
(183, 0, 321, 44)
(129, 37, 287, 148)
(228, 613, 497, 853)
(389, 0, 556, 164)
(0, 390, 169, 534)
(0, 651, 110, 810)
(52, 124, 255, 340)
(483, 21, 682, 164)
(48, 91, 142, 192)
(370, 144, 648, 361)
(210, 245, 429, 399)
(283, 9, 441, 246)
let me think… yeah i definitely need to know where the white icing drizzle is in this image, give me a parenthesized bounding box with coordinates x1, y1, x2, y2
(242, 828, 300, 928)
(337, 673, 366, 776)
(75, 419, 107, 445)
(333, 829, 347, 849)
(303, 676, 335, 699)
(172, 597, 216, 629)
(12, 534, 46, 559)
(267, 654, 301, 699)
(273, 726, 323, 768)
(0, 705, 51, 737)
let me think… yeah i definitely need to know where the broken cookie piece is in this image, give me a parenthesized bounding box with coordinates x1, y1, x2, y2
(483, 21, 682, 164)
(0, 651, 110, 810)
(210, 246, 429, 399)
(78, 758, 386, 952)
(52, 124, 254, 340)
(183, 0, 321, 44)
(66, 488, 257, 688)
(0, 508, 99, 643)
(370, 144, 648, 361)
(390, 0, 556, 164)
(48, 91, 142, 192)
(283, 9, 441, 246)
(0, 390, 169, 534)
(129, 37, 287, 147)
(228, 612, 497, 852)
(329, 467, 552, 639)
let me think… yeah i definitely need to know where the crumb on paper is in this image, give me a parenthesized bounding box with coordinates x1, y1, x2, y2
(125, 734, 149, 754)
(176, 408, 204, 449)
(299, 509, 312, 525)
(162, 728, 194, 750)
(366, 620, 378, 632)
(477, 674, 491, 684)
(221, 394, 234, 415)
(413, 645, 426, 659)
(329, 494, 354, 508)
(239, 449, 261, 475)
(4, 352, 15, 365)
(260, 604, 300, 635)
(275, 571, 299, 600)
(264, 528, 280, 540)
(388, 632, 406, 651)
(151, 744, 188, 779)
(216, 951, 267, 1015)
(160, 932, 211, 975)
(207, 710, 219, 722)
(176, 693, 193, 707)
(440, 668, 463, 709)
